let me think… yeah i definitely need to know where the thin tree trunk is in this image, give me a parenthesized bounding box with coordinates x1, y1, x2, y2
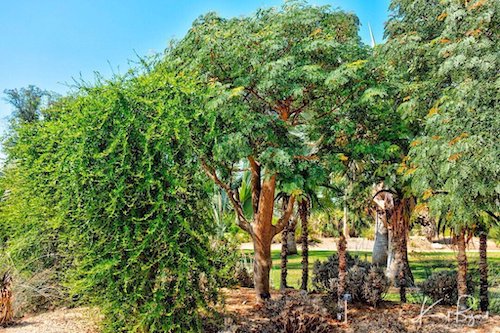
(280, 196, 290, 292)
(280, 223, 288, 291)
(457, 229, 468, 309)
(287, 220, 298, 255)
(479, 230, 488, 312)
(338, 233, 347, 301)
(343, 199, 349, 238)
(300, 199, 309, 291)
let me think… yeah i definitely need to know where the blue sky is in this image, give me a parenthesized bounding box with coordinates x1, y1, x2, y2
(0, 0, 390, 134)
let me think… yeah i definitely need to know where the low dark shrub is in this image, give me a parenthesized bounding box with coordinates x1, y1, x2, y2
(363, 266, 390, 306)
(419, 270, 475, 305)
(234, 262, 254, 288)
(313, 252, 389, 308)
(312, 252, 366, 291)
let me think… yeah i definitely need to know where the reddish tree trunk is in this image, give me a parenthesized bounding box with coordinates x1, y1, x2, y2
(252, 175, 276, 301)
(386, 198, 414, 303)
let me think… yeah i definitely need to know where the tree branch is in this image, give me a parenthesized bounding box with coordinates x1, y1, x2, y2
(485, 210, 500, 223)
(200, 159, 252, 234)
(372, 189, 398, 200)
(294, 154, 319, 161)
(273, 196, 296, 236)
(248, 156, 261, 216)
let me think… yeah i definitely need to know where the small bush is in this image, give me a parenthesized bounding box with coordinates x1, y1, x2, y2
(363, 266, 390, 306)
(234, 262, 254, 288)
(419, 270, 475, 305)
(312, 252, 364, 291)
(314, 252, 388, 308)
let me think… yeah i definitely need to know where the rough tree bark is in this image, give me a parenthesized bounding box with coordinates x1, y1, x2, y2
(300, 199, 309, 291)
(479, 229, 489, 312)
(280, 196, 291, 292)
(280, 222, 289, 292)
(337, 233, 347, 301)
(456, 229, 468, 309)
(202, 159, 295, 302)
(287, 220, 298, 255)
(386, 198, 414, 303)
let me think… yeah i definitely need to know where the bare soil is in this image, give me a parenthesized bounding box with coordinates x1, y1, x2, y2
(0, 307, 101, 333)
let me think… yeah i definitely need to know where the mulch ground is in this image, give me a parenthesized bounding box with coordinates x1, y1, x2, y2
(218, 287, 500, 333)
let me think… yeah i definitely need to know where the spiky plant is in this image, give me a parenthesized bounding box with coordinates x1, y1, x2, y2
(0, 272, 13, 326)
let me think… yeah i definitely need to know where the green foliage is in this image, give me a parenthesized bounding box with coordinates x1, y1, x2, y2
(171, 1, 366, 198)
(0, 64, 224, 332)
(386, 0, 500, 231)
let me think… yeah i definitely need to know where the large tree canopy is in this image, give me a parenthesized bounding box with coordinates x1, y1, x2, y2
(169, 1, 368, 300)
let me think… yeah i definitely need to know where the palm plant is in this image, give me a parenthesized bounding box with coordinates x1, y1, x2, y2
(0, 272, 13, 326)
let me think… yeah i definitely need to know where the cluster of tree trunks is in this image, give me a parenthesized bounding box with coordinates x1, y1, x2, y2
(372, 190, 414, 302)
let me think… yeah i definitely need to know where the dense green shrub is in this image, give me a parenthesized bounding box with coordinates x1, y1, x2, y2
(0, 63, 227, 332)
(419, 270, 475, 306)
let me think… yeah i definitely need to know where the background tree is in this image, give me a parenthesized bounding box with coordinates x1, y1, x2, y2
(3, 85, 56, 123)
(388, 1, 500, 306)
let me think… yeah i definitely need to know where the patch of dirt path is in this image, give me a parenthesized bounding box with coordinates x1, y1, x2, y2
(0, 307, 100, 333)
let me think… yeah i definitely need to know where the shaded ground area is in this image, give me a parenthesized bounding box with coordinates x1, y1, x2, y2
(0, 308, 100, 333)
(220, 287, 500, 333)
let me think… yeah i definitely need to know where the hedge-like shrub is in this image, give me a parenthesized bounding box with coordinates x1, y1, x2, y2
(1, 65, 226, 332)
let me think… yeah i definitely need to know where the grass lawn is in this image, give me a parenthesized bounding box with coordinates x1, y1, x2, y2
(240, 249, 500, 310)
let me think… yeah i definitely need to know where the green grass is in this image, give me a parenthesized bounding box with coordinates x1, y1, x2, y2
(241, 249, 500, 310)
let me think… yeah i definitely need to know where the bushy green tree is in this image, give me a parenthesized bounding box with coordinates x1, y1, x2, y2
(171, 0, 366, 301)
(384, 0, 499, 308)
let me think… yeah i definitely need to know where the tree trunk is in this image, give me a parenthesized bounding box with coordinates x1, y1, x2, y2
(372, 209, 388, 266)
(253, 235, 272, 301)
(280, 223, 288, 291)
(343, 200, 349, 238)
(300, 199, 309, 291)
(280, 196, 291, 292)
(287, 221, 298, 255)
(479, 230, 488, 312)
(386, 199, 414, 303)
(457, 229, 468, 309)
(251, 175, 277, 302)
(338, 233, 347, 300)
